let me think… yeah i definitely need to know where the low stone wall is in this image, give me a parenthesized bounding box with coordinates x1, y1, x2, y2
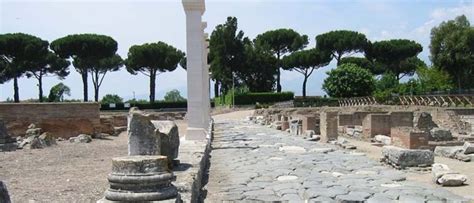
(0, 103, 100, 138)
(100, 111, 186, 127)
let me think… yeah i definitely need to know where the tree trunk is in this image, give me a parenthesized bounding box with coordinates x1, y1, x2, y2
(13, 77, 19, 103)
(38, 75, 43, 102)
(276, 52, 281, 93)
(149, 71, 156, 103)
(94, 71, 100, 102)
(302, 75, 308, 98)
(214, 80, 219, 98)
(81, 71, 88, 102)
(336, 53, 342, 66)
(457, 74, 462, 90)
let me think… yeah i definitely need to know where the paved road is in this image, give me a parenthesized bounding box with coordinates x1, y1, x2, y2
(204, 119, 469, 202)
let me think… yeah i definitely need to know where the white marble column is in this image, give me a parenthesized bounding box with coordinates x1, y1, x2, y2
(182, 0, 210, 140)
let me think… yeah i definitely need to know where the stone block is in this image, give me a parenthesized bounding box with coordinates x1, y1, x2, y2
(415, 112, 438, 131)
(382, 146, 434, 168)
(391, 127, 429, 149)
(320, 111, 338, 142)
(429, 127, 453, 141)
(463, 142, 474, 154)
(152, 121, 180, 163)
(374, 135, 391, 145)
(301, 116, 317, 132)
(128, 111, 161, 156)
(362, 114, 391, 139)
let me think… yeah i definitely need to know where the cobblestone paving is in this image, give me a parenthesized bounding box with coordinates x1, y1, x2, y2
(204, 120, 469, 202)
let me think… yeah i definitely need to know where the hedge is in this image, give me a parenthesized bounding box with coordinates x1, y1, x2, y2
(100, 101, 188, 110)
(293, 96, 339, 107)
(215, 92, 294, 106)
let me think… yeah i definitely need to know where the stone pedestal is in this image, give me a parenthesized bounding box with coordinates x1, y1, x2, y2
(183, 0, 210, 140)
(103, 156, 179, 202)
(0, 120, 17, 152)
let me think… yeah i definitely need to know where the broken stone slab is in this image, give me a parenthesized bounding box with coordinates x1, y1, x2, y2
(463, 142, 474, 154)
(415, 112, 438, 131)
(434, 146, 464, 159)
(374, 135, 391, 145)
(429, 128, 453, 141)
(151, 120, 180, 164)
(128, 111, 161, 156)
(103, 156, 179, 202)
(432, 163, 453, 182)
(382, 146, 434, 169)
(69, 134, 92, 143)
(438, 173, 468, 186)
(432, 164, 468, 186)
(0, 181, 11, 203)
(39, 132, 56, 146)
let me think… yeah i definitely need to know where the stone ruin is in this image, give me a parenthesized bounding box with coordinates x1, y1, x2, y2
(99, 108, 181, 202)
(0, 181, 11, 203)
(0, 120, 17, 152)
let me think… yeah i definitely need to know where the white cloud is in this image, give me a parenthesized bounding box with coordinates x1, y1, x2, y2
(414, 4, 473, 37)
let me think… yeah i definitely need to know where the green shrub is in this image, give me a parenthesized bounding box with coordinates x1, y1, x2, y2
(294, 96, 339, 107)
(215, 91, 294, 106)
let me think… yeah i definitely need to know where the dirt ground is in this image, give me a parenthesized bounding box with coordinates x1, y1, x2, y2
(0, 120, 187, 203)
(346, 138, 474, 200)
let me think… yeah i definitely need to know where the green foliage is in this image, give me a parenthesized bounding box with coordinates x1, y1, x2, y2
(373, 73, 399, 104)
(282, 48, 331, 97)
(25, 51, 70, 102)
(101, 94, 123, 104)
(126, 41, 184, 103)
(208, 17, 246, 95)
(215, 92, 294, 106)
(367, 39, 423, 80)
(164, 89, 186, 102)
(339, 57, 383, 75)
(293, 96, 339, 107)
(238, 40, 277, 92)
(430, 15, 474, 89)
(48, 82, 71, 102)
(322, 63, 376, 98)
(0, 33, 49, 102)
(416, 66, 453, 92)
(254, 28, 309, 92)
(51, 34, 118, 102)
(315, 30, 369, 64)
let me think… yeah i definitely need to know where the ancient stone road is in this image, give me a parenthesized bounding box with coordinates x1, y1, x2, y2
(204, 120, 469, 202)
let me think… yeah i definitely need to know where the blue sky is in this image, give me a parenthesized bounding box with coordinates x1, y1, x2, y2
(0, 0, 473, 101)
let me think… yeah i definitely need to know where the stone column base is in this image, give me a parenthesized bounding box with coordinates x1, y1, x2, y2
(185, 127, 208, 140)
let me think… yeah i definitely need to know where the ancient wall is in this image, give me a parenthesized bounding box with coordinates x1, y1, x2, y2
(362, 114, 391, 138)
(0, 103, 100, 138)
(320, 111, 338, 142)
